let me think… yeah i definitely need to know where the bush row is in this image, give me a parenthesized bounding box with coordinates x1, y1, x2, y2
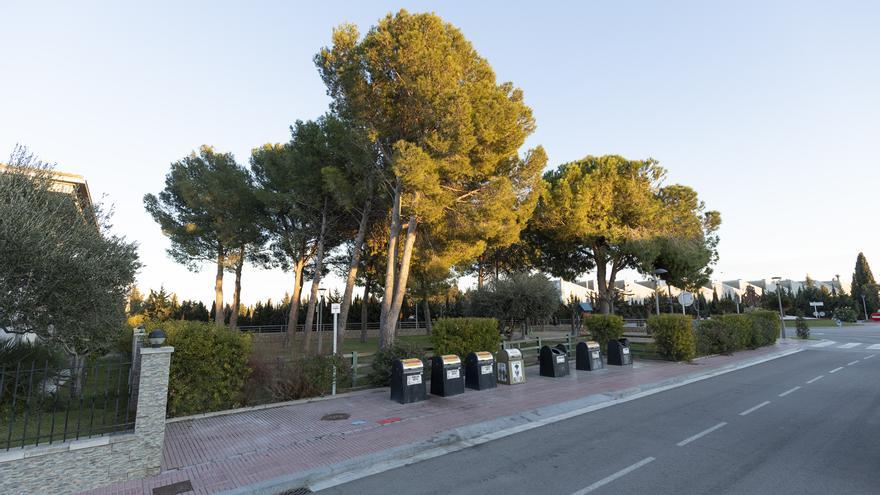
(647, 311, 781, 362)
(582, 314, 624, 349)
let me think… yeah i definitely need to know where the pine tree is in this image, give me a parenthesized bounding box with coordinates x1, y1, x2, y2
(852, 252, 879, 315)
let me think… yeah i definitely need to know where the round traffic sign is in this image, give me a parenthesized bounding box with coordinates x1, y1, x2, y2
(678, 292, 695, 307)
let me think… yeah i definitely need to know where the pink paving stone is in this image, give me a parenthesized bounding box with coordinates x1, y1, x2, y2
(78, 342, 801, 495)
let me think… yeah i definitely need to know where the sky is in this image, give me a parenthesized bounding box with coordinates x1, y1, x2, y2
(1, 1, 878, 306)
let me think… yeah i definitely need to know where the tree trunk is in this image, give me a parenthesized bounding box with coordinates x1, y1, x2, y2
(360, 271, 371, 343)
(477, 260, 485, 290)
(338, 198, 371, 349)
(303, 203, 329, 354)
(424, 299, 432, 335)
(214, 243, 225, 326)
(285, 257, 306, 347)
(595, 249, 610, 315)
(380, 212, 418, 348)
(229, 245, 245, 330)
(379, 183, 402, 348)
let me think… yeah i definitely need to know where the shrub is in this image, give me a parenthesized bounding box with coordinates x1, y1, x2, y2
(145, 320, 252, 417)
(649, 314, 696, 362)
(367, 341, 428, 388)
(583, 314, 624, 349)
(833, 306, 857, 323)
(252, 355, 352, 403)
(431, 318, 501, 358)
(795, 316, 810, 339)
(695, 319, 736, 356)
(745, 310, 780, 347)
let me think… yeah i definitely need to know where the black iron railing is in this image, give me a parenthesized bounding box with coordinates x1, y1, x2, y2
(0, 359, 135, 450)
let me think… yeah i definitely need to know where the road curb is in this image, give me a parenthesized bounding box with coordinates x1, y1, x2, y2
(218, 346, 802, 495)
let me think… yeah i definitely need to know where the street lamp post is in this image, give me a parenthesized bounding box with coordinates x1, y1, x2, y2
(652, 269, 668, 316)
(772, 277, 786, 339)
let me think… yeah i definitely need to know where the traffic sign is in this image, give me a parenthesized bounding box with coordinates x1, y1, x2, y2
(331, 303, 340, 314)
(678, 292, 694, 307)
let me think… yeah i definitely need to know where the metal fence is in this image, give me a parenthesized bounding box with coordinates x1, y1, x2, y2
(239, 321, 430, 334)
(0, 359, 135, 451)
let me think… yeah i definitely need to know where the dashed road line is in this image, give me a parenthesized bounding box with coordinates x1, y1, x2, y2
(806, 375, 824, 384)
(867, 344, 880, 350)
(829, 367, 844, 373)
(811, 340, 835, 348)
(837, 343, 860, 349)
(864, 355, 876, 360)
(570, 457, 656, 494)
(739, 401, 771, 416)
(676, 422, 727, 447)
(778, 386, 801, 397)
(847, 360, 859, 366)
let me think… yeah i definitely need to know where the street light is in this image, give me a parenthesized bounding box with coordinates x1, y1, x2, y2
(772, 276, 786, 339)
(651, 269, 668, 315)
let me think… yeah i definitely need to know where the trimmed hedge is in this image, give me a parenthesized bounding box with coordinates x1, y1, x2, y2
(583, 314, 624, 349)
(695, 311, 781, 356)
(367, 341, 428, 387)
(431, 318, 501, 358)
(649, 314, 696, 362)
(145, 320, 251, 417)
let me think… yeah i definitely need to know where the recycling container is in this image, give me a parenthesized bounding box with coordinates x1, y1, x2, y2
(539, 345, 570, 377)
(607, 338, 632, 366)
(390, 358, 426, 404)
(576, 341, 604, 371)
(497, 348, 526, 385)
(465, 351, 497, 390)
(431, 354, 465, 397)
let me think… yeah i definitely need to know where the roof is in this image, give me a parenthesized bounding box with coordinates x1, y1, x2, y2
(0, 164, 94, 213)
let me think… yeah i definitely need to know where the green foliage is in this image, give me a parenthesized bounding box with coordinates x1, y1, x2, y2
(431, 318, 500, 358)
(468, 273, 558, 334)
(583, 315, 624, 349)
(367, 341, 428, 387)
(745, 310, 780, 347)
(795, 316, 810, 339)
(833, 306, 857, 323)
(649, 314, 696, 361)
(145, 320, 252, 417)
(248, 355, 352, 404)
(852, 252, 879, 314)
(695, 318, 738, 356)
(0, 146, 140, 357)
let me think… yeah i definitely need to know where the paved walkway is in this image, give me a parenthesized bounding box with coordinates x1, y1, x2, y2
(82, 342, 802, 495)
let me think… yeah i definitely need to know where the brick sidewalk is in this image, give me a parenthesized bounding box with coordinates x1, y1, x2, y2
(82, 342, 801, 495)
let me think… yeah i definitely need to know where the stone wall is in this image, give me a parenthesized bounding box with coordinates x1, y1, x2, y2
(0, 346, 174, 495)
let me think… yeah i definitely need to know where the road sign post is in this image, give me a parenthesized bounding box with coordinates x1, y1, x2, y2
(331, 302, 340, 395)
(678, 292, 694, 315)
(809, 301, 824, 318)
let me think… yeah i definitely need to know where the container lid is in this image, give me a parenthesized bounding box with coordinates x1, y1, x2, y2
(586, 340, 600, 349)
(473, 351, 493, 361)
(504, 348, 522, 359)
(441, 354, 461, 365)
(399, 358, 423, 370)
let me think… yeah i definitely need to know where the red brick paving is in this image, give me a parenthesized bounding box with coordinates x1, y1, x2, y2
(81, 343, 799, 495)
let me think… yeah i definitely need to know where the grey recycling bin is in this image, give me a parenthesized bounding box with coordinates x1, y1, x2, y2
(390, 358, 426, 404)
(576, 341, 604, 371)
(607, 338, 632, 366)
(465, 351, 497, 390)
(497, 348, 526, 385)
(539, 345, 569, 377)
(431, 354, 465, 397)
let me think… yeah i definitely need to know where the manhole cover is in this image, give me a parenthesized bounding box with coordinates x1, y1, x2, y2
(321, 412, 350, 421)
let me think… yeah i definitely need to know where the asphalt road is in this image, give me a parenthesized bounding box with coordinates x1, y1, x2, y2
(317, 338, 880, 495)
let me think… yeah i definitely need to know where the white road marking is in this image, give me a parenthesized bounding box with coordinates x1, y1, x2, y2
(864, 355, 876, 360)
(778, 386, 801, 397)
(739, 401, 771, 416)
(847, 360, 859, 366)
(829, 367, 844, 373)
(570, 457, 656, 494)
(677, 422, 727, 447)
(867, 344, 880, 350)
(812, 340, 835, 348)
(838, 343, 860, 349)
(806, 375, 824, 384)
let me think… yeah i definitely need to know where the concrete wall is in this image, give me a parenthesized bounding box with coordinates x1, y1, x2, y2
(0, 346, 174, 495)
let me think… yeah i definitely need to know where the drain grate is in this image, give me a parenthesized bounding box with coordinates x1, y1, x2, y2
(321, 412, 350, 421)
(279, 488, 313, 495)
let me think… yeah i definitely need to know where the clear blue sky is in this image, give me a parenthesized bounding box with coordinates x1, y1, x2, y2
(2, 1, 878, 305)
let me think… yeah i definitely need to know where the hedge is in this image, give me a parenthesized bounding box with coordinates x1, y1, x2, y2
(695, 311, 781, 356)
(648, 314, 696, 362)
(144, 320, 251, 417)
(583, 314, 624, 349)
(431, 318, 501, 358)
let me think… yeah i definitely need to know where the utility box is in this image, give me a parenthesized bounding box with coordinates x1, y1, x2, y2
(431, 354, 465, 397)
(539, 345, 570, 377)
(607, 338, 632, 366)
(465, 351, 497, 390)
(497, 348, 526, 385)
(576, 341, 604, 371)
(390, 358, 426, 404)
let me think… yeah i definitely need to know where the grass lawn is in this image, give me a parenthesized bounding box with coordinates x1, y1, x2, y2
(784, 319, 854, 328)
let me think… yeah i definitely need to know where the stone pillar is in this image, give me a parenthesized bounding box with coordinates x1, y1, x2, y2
(134, 346, 174, 476)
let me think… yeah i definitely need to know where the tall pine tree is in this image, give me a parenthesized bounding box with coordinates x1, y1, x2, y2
(852, 252, 879, 316)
